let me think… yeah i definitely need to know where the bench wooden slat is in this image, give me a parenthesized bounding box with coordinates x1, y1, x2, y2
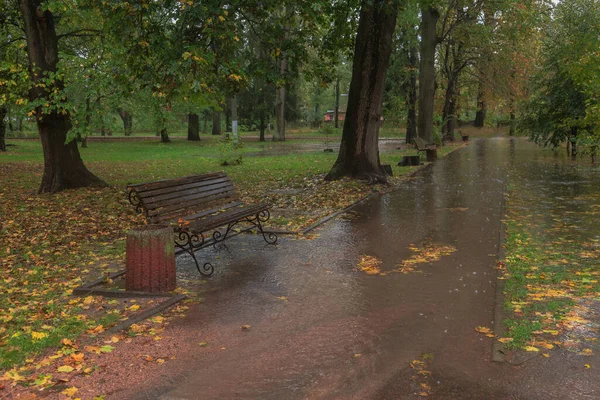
(137, 177, 233, 199)
(175, 201, 243, 223)
(147, 191, 238, 221)
(128, 172, 227, 193)
(143, 181, 236, 208)
(186, 203, 269, 233)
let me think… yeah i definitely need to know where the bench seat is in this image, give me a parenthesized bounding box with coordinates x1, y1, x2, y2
(127, 172, 277, 276)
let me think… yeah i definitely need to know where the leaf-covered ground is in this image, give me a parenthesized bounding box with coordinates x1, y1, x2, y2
(0, 139, 463, 397)
(499, 164, 600, 357)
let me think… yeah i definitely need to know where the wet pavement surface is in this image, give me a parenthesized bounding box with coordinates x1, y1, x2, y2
(127, 139, 599, 400)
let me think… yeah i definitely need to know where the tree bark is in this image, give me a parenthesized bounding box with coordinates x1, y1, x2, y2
(442, 74, 458, 141)
(211, 109, 221, 135)
(0, 106, 7, 152)
(187, 113, 200, 141)
(334, 77, 340, 128)
(160, 128, 170, 143)
(417, 6, 439, 144)
(259, 111, 266, 142)
(117, 109, 133, 136)
(273, 57, 287, 141)
(474, 80, 486, 127)
(202, 110, 208, 133)
(325, 0, 398, 182)
(19, 0, 105, 193)
(405, 44, 418, 145)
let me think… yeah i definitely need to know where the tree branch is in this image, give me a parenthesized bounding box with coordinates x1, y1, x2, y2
(57, 29, 101, 40)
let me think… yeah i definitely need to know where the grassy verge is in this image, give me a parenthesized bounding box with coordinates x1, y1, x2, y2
(0, 138, 463, 384)
(500, 182, 600, 353)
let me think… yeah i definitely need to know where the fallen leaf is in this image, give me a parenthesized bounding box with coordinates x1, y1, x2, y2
(57, 365, 74, 373)
(62, 386, 78, 397)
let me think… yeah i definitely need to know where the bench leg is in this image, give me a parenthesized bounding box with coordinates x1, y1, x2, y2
(174, 231, 214, 277)
(246, 210, 278, 245)
(212, 221, 240, 246)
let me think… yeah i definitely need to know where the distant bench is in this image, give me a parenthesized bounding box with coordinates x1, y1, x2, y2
(127, 172, 277, 276)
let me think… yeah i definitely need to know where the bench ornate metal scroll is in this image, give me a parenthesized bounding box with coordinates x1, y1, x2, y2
(127, 172, 277, 276)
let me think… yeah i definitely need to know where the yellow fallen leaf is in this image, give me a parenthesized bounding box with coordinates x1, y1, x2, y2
(129, 304, 141, 311)
(584, 364, 591, 369)
(241, 325, 251, 330)
(62, 386, 78, 397)
(57, 365, 74, 373)
(542, 353, 550, 358)
(2, 369, 26, 382)
(524, 346, 539, 352)
(156, 358, 165, 364)
(475, 326, 492, 334)
(497, 337, 514, 344)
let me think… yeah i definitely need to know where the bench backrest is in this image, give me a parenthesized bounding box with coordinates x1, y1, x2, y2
(127, 172, 238, 224)
(413, 137, 428, 151)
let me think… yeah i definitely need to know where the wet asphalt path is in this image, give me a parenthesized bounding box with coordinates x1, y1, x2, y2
(127, 139, 599, 400)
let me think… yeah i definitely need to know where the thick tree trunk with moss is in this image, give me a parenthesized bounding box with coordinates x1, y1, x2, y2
(0, 106, 6, 152)
(417, 6, 439, 144)
(187, 113, 200, 141)
(19, 0, 105, 193)
(325, 0, 398, 182)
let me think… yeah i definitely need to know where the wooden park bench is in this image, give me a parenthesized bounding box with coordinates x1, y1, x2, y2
(127, 172, 277, 276)
(413, 137, 436, 153)
(413, 137, 438, 161)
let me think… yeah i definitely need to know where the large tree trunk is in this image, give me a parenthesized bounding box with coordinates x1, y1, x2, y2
(160, 128, 170, 143)
(325, 0, 398, 182)
(334, 77, 340, 128)
(405, 44, 418, 145)
(259, 111, 266, 142)
(202, 110, 208, 133)
(19, 0, 105, 193)
(0, 106, 6, 152)
(187, 113, 200, 141)
(417, 6, 439, 144)
(442, 74, 458, 141)
(474, 80, 486, 127)
(212, 109, 221, 135)
(117, 109, 133, 136)
(273, 57, 287, 141)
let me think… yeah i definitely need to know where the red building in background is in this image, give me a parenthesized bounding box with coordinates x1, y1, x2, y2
(324, 110, 346, 123)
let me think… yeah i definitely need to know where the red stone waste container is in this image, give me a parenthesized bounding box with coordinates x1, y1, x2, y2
(126, 225, 176, 293)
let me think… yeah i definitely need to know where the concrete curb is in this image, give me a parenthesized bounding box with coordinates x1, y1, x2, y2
(492, 183, 508, 362)
(104, 294, 188, 336)
(73, 270, 188, 335)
